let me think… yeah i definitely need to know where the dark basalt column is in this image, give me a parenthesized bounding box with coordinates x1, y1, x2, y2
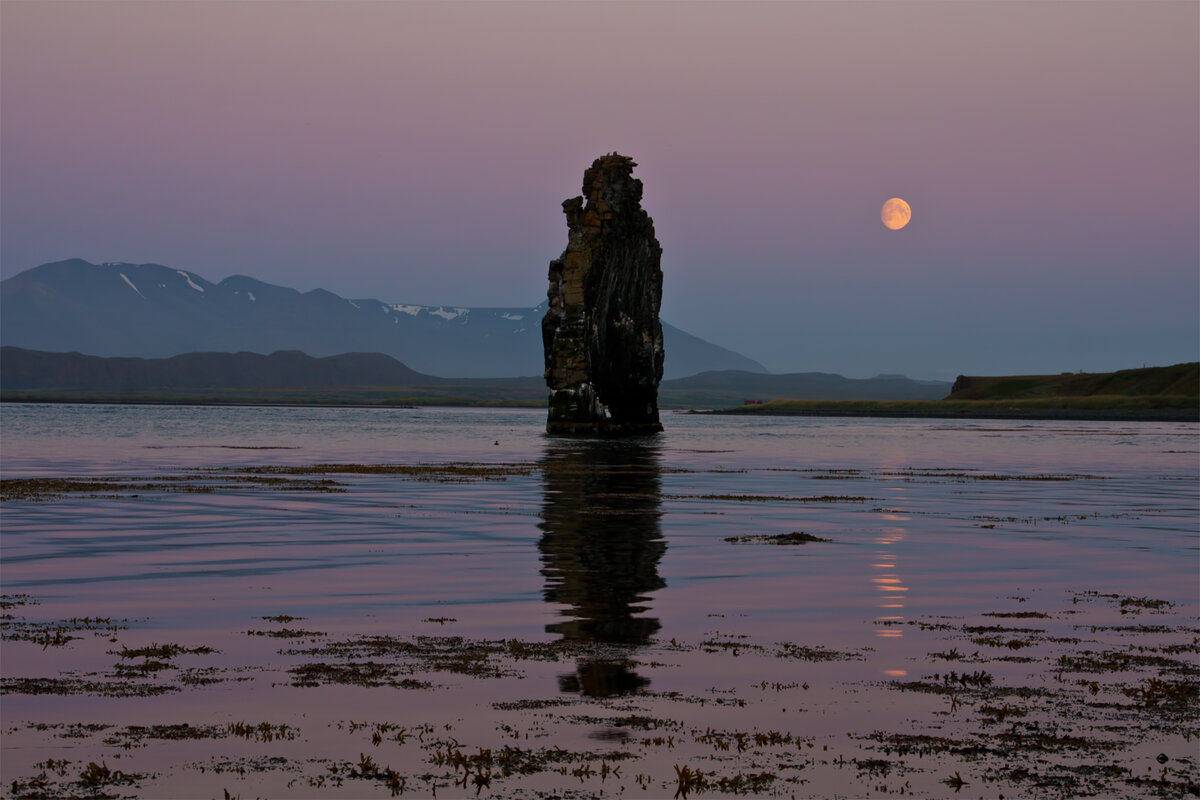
(542, 154, 665, 434)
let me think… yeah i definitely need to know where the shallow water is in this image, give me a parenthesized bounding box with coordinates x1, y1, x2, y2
(2, 404, 1197, 798)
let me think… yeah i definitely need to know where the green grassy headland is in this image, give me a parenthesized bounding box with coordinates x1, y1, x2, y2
(946, 362, 1197, 401)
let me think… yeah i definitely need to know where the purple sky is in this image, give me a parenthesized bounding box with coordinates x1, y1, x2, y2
(3, 1, 1196, 379)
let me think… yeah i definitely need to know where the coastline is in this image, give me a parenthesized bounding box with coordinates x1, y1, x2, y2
(2, 394, 1196, 422)
(703, 405, 1199, 422)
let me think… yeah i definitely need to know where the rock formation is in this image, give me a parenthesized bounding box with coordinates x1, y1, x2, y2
(542, 154, 665, 434)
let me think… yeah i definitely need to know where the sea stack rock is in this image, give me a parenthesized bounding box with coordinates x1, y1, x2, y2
(542, 154, 665, 434)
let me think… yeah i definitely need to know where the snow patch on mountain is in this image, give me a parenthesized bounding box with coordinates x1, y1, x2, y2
(391, 304, 422, 316)
(177, 271, 204, 293)
(430, 307, 467, 321)
(119, 273, 146, 299)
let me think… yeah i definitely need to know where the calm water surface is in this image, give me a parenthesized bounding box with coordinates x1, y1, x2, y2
(1, 404, 1197, 798)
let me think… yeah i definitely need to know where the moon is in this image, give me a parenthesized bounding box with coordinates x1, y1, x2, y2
(881, 197, 912, 230)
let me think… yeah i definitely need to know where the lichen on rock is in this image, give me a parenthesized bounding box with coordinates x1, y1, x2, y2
(542, 154, 665, 434)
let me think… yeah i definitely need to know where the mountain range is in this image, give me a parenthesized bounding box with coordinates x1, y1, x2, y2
(1, 259, 954, 404)
(0, 259, 765, 380)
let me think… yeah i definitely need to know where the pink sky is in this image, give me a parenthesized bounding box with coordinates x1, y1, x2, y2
(2, 1, 1196, 378)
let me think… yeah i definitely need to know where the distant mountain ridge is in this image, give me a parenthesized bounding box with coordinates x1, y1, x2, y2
(0, 259, 767, 379)
(0, 347, 439, 392)
(0, 347, 952, 406)
(662, 369, 950, 404)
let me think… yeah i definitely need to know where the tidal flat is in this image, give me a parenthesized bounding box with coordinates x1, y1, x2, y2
(1, 405, 1197, 798)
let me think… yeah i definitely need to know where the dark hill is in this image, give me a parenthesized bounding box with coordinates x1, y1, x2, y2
(0, 347, 441, 393)
(949, 363, 1198, 401)
(1, 348, 952, 407)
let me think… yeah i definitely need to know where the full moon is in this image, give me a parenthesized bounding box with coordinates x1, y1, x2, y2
(881, 197, 912, 230)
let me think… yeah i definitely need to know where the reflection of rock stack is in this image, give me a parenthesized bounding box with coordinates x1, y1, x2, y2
(538, 438, 665, 696)
(542, 153, 665, 434)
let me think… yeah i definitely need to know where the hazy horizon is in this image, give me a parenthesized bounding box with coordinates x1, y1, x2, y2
(2, 1, 1196, 380)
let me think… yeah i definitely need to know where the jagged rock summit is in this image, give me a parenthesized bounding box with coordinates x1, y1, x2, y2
(542, 154, 665, 434)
